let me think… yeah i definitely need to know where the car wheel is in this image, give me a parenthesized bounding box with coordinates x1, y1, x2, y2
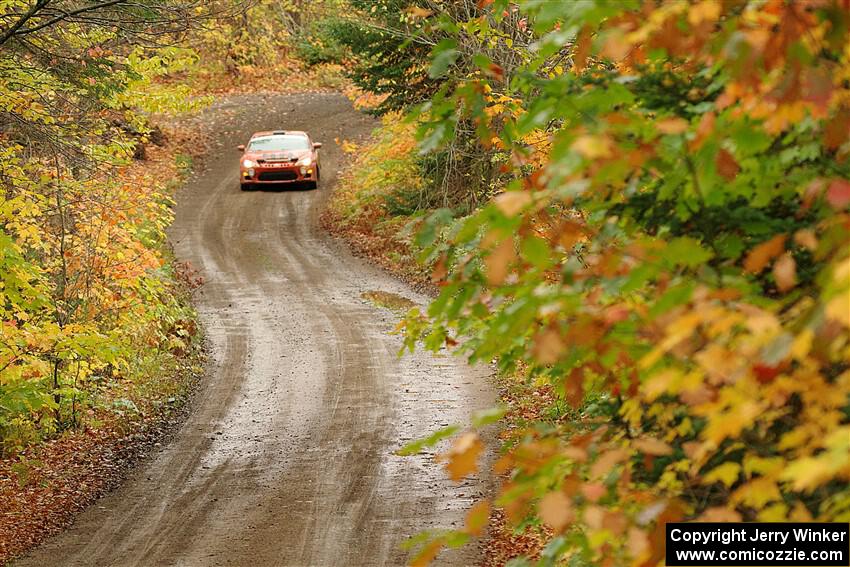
(240, 183, 252, 191)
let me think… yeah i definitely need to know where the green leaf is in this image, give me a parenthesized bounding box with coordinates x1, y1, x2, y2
(429, 39, 459, 78)
(397, 425, 460, 456)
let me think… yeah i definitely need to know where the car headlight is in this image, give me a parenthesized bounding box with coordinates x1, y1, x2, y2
(242, 159, 256, 168)
(298, 157, 312, 167)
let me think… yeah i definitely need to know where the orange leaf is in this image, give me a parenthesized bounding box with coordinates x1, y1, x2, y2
(442, 432, 483, 482)
(464, 501, 490, 535)
(793, 229, 817, 251)
(633, 437, 674, 456)
(826, 179, 850, 209)
(564, 367, 584, 408)
(573, 26, 593, 71)
(656, 118, 689, 135)
(824, 108, 850, 150)
(406, 6, 432, 18)
(743, 234, 786, 273)
(485, 237, 515, 285)
(494, 191, 531, 217)
(773, 252, 797, 292)
(590, 448, 628, 478)
(581, 482, 606, 502)
(410, 539, 444, 567)
(539, 491, 574, 532)
(716, 149, 740, 181)
(533, 328, 564, 364)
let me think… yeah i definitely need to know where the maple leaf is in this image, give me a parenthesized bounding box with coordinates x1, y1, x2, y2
(704, 461, 741, 487)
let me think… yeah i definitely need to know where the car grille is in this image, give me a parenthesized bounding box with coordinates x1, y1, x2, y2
(258, 171, 298, 181)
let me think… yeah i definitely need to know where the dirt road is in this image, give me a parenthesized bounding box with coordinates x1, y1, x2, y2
(16, 93, 493, 567)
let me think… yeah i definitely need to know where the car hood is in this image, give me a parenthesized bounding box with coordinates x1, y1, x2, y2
(243, 149, 311, 161)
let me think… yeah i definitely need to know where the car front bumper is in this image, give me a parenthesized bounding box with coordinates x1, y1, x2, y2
(241, 164, 316, 184)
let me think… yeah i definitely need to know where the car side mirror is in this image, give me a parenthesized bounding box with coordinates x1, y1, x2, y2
(237, 144, 245, 151)
(313, 142, 322, 149)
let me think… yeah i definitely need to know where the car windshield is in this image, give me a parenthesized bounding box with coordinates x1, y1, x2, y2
(248, 135, 310, 151)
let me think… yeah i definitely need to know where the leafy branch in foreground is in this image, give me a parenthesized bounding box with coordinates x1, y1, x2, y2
(399, 1, 850, 564)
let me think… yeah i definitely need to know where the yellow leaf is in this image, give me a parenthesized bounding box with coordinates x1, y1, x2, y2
(731, 478, 781, 509)
(698, 507, 742, 522)
(743, 455, 784, 478)
(571, 135, 612, 159)
(758, 502, 789, 522)
(688, 0, 722, 26)
(826, 292, 850, 328)
(703, 461, 741, 487)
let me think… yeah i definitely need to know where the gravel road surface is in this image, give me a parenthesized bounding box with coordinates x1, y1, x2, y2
(16, 93, 494, 567)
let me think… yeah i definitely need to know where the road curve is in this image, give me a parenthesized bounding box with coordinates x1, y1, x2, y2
(16, 93, 493, 567)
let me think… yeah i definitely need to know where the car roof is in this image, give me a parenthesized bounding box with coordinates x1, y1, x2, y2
(250, 130, 308, 138)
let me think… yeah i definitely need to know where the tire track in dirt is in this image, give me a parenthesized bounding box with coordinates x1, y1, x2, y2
(15, 93, 494, 567)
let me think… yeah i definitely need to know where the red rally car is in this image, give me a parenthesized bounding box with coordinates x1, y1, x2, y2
(237, 130, 322, 191)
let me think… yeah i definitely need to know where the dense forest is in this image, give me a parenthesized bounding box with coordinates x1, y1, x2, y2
(2, 0, 849, 565)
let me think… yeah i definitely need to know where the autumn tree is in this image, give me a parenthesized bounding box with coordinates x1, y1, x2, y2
(400, 0, 850, 563)
(0, 0, 210, 450)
